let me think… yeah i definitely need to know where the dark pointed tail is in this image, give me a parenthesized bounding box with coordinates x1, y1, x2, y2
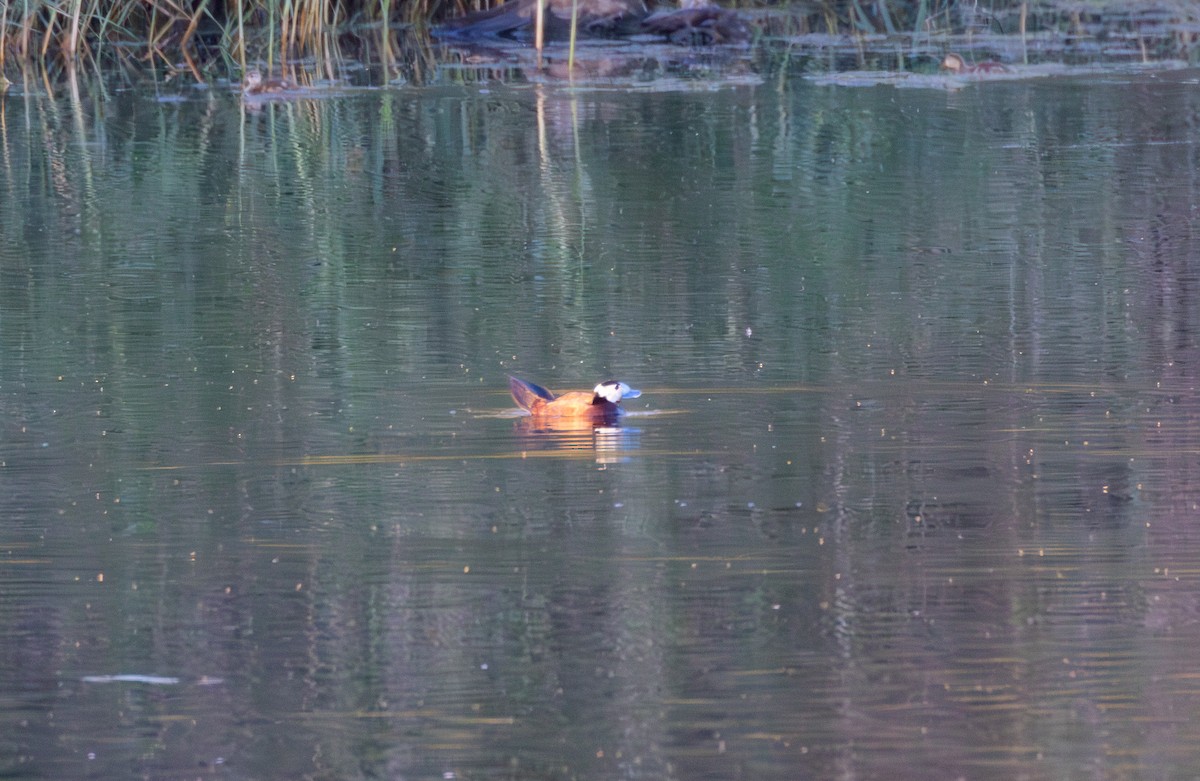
(508, 376, 556, 412)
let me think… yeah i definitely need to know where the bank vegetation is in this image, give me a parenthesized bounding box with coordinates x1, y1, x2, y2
(0, 0, 1196, 77)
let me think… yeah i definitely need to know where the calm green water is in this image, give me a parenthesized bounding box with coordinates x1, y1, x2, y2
(3, 59, 1200, 780)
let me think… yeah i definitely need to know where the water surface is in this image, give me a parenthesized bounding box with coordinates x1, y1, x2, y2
(2, 62, 1200, 779)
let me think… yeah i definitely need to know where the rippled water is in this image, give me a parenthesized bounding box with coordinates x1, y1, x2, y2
(2, 61, 1200, 779)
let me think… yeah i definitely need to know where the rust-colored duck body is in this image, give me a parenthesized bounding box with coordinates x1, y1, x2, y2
(509, 376, 641, 425)
(439, 0, 646, 39)
(940, 53, 1009, 74)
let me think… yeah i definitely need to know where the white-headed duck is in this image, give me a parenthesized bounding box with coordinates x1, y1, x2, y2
(438, 0, 646, 39)
(509, 376, 641, 423)
(940, 53, 1009, 74)
(242, 69, 294, 96)
(641, 1, 749, 45)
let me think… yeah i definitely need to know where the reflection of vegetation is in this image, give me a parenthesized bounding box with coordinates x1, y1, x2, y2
(1, 0, 1198, 71)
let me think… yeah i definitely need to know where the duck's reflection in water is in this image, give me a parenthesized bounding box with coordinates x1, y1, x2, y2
(512, 415, 642, 465)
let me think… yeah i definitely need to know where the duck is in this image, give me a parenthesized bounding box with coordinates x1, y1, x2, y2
(242, 69, 294, 96)
(940, 53, 1009, 74)
(509, 376, 641, 423)
(641, 1, 749, 45)
(437, 0, 646, 40)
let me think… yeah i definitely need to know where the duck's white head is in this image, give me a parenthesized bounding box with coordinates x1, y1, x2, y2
(594, 380, 641, 404)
